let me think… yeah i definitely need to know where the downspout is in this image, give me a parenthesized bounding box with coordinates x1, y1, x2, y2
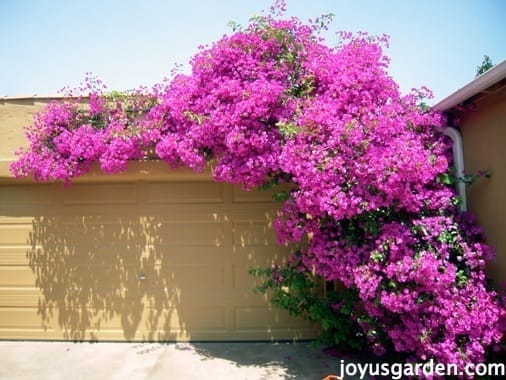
(436, 126, 467, 212)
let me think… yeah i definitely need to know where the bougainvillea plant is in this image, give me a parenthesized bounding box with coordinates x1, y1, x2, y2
(11, 1, 504, 375)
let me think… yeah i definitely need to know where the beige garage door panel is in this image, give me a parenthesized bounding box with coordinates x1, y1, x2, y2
(0, 180, 315, 341)
(0, 306, 310, 341)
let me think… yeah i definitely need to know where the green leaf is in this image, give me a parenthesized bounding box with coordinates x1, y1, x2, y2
(273, 190, 291, 202)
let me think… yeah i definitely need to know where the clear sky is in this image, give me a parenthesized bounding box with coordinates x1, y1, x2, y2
(1, 0, 505, 103)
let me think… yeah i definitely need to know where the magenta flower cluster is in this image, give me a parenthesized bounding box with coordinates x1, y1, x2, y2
(11, 6, 504, 373)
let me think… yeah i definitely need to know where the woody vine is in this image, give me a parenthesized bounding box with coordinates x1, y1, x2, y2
(11, 2, 504, 375)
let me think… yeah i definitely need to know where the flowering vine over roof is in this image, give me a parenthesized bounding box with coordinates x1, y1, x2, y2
(10, 1, 505, 374)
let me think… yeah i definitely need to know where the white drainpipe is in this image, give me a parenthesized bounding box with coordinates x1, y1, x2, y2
(436, 127, 467, 212)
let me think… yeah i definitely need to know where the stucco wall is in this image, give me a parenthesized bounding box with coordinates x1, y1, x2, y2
(458, 86, 506, 289)
(0, 98, 48, 178)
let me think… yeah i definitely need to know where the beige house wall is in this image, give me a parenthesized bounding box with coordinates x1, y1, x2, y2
(458, 86, 506, 289)
(0, 98, 48, 178)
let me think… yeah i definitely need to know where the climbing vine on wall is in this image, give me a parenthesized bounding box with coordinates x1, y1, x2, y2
(11, 1, 504, 374)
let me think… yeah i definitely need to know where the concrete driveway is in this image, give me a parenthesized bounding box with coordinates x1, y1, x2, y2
(0, 341, 351, 380)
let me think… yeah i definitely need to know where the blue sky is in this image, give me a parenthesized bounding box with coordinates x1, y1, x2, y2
(1, 0, 505, 103)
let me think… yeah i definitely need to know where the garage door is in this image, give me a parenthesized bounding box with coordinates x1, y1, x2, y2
(0, 177, 315, 341)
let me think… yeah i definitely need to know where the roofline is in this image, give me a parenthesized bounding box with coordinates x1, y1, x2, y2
(433, 60, 506, 112)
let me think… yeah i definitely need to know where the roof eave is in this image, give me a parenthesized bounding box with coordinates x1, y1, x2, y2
(433, 60, 506, 112)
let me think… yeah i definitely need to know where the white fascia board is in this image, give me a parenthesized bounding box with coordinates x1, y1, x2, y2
(434, 60, 506, 112)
